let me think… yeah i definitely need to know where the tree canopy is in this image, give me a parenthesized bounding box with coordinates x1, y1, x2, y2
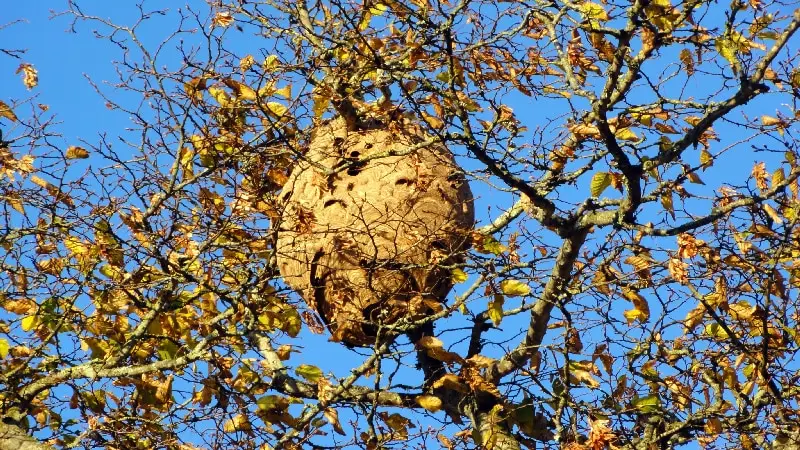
(3, 1, 800, 449)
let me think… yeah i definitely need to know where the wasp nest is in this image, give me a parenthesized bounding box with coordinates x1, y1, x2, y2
(275, 118, 474, 346)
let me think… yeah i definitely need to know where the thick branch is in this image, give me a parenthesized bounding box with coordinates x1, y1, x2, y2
(0, 423, 54, 450)
(490, 228, 589, 380)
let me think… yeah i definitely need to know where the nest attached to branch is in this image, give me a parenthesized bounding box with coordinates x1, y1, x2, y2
(275, 117, 474, 346)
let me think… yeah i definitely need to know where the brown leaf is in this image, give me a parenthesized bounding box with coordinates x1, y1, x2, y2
(211, 12, 235, 28)
(16, 63, 38, 90)
(0, 101, 17, 122)
(66, 146, 90, 159)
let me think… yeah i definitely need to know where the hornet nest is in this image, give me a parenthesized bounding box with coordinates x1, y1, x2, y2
(276, 117, 474, 346)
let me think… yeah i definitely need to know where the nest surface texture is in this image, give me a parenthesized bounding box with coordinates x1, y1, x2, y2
(276, 118, 474, 346)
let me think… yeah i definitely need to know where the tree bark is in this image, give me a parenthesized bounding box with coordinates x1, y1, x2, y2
(0, 423, 55, 450)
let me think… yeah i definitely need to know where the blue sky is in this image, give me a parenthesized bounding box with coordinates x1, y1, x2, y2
(4, 2, 798, 448)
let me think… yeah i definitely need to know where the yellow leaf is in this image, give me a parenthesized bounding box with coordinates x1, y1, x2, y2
(239, 55, 255, 72)
(499, 280, 531, 296)
(21, 315, 40, 332)
(623, 308, 647, 324)
(237, 84, 257, 101)
(614, 128, 640, 141)
(312, 94, 329, 118)
(266, 102, 288, 117)
(772, 168, 786, 188)
(622, 289, 650, 324)
(432, 374, 470, 392)
(568, 361, 601, 388)
(686, 172, 705, 185)
(183, 76, 207, 102)
(422, 112, 444, 129)
(359, 11, 372, 31)
(211, 12, 235, 28)
(578, 2, 609, 20)
(761, 115, 782, 126)
(65, 236, 90, 255)
(704, 323, 730, 339)
(416, 394, 442, 412)
(417, 336, 463, 363)
(661, 193, 675, 219)
(66, 146, 90, 159)
(631, 395, 661, 413)
(6, 195, 24, 214)
(451, 268, 468, 283)
(295, 364, 323, 382)
(715, 37, 739, 71)
(16, 63, 38, 90)
(700, 148, 713, 168)
(274, 84, 292, 99)
(763, 204, 783, 224)
(644, 0, 679, 31)
(324, 408, 346, 435)
(590, 172, 611, 197)
(488, 294, 504, 326)
(208, 87, 231, 107)
(263, 55, 280, 72)
(0, 101, 17, 122)
(0, 339, 8, 359)
(369, 2, 388, 15)
(29, 175, 50, 189)
(222, 414, 250, 432)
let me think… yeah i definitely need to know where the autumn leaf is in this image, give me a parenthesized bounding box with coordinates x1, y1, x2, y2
(622, 288, 650, 324)
(578, 2, 609, 21)
(631, 395, 661, 413)
(432, 374, 470, 392)
(422, 111, 445, 129)
(239, 55, 255, 72)
(295, 364, 323, 383)
(700, 148, 713, 169)
(451, 268, 468, 283)
(614, 128, 640, 142)
(0, 339, 8, 359)
(680, 48, 694, 75)
(568, 361, 600, 388)
(416, 394, 442, 412)
(66, 146, 90, 159)
(21, 315, 40, 332)
(590, 172, 612, 197)
(488, 293, 504, 326)
(211, 12, 235, 28)
(752, 161, 768, 192)
(184, 77, 207, 102)
(763, 204, 783, 224)
(16, 63, 38, 90)
(715, 36, 739, 71)
(571, 123, 601, 139)
(324, 408, 346, 435)
(0, 101, 17, 122)
(661, 193, 675, 219)
(274, 84, 292, 99)
(499, 280, 531, 296)
(417, 336, 464, 363)
(772, 168, 786, 188)
(704, 323, 730, 339)
(222, 414, 251, 432)
(266, 102, 288, 117)
(644, 0, 680, 32)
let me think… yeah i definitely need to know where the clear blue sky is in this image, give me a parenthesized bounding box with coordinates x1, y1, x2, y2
(4, 2, 795, 448)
